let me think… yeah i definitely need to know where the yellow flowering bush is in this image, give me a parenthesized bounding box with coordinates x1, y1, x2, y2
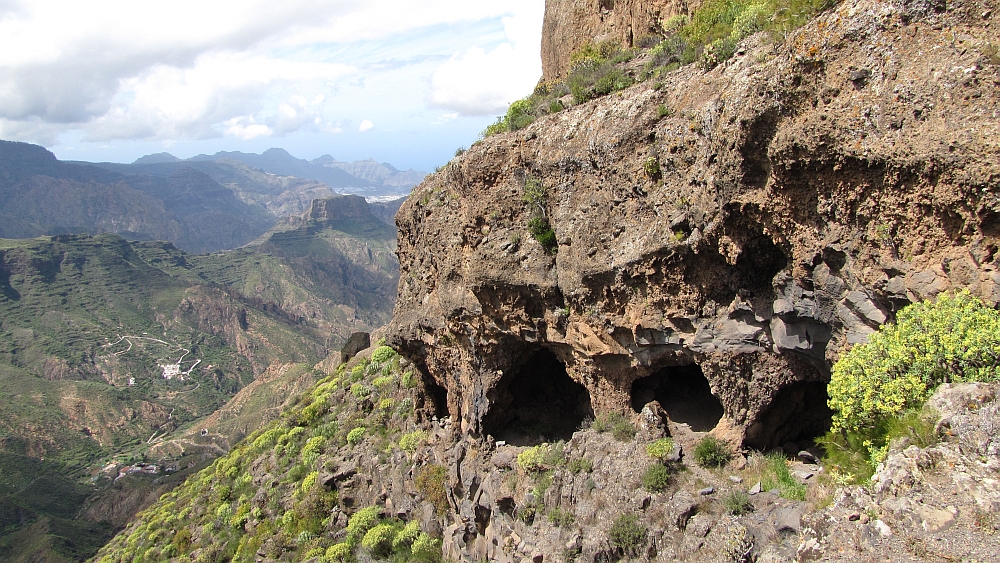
(827, 290, 1000, 468)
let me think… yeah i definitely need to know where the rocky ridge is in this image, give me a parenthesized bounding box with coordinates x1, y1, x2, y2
(389, 0, 1000, 453)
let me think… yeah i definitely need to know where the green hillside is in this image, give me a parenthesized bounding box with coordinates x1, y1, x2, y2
(91, 346, 444, 563)
(0, 197, 399, 562)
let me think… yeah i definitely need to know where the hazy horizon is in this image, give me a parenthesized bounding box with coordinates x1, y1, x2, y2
(0, 0, 544, 171)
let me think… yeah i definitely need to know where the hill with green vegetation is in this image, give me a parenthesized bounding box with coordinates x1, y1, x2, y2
(91, 346, 445, 563)
(0, 195, 399, 562)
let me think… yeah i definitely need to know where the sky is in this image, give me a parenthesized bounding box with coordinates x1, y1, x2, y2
(0, 0, 545, 171)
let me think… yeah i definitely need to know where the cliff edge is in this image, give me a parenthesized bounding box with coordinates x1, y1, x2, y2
(389, 0, 1000, 452)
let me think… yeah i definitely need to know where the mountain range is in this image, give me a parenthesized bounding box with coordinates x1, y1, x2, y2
(0, 141, 419, 255)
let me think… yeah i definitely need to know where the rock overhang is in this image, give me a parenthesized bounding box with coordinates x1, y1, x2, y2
(388, 0, 1000, 450)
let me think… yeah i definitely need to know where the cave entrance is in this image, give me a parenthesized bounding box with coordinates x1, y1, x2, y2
(482, 348, 593, 446)
(743, 381, 832, 451)
(416, 373, 449, 420)
(630, 364, 724, 432)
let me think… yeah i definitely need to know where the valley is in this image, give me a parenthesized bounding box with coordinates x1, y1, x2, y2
(0, 192, 401, 561)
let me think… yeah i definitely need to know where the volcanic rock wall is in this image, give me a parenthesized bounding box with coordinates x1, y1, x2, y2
(542, 0, 697, 80)
(389, 0, 1000, 450)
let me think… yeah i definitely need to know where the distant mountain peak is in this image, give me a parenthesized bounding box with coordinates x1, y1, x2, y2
(133, 152, 179, 164)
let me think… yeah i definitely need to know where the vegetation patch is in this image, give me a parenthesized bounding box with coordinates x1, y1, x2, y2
(522, 175, 558, 253)
(645, 437, 675, 461)
(592, 412, 637, 441)
(723, 489, 754, 515)
(641, 463, 671, 493)
(90, 347, 442, 563)
(608, 513, 647, 556)
(823, 290, 1000, 480)
(694, 435, 732, 467)
(415, 464, 449, 513)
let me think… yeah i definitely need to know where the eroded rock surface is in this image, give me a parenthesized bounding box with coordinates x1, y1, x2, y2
(388, 0, 1000, 451)
(541, 0, 697, 80)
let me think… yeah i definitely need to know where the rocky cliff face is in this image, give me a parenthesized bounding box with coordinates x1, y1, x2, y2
(542, 0, 696, 80)
(389, 0, 1000, 453)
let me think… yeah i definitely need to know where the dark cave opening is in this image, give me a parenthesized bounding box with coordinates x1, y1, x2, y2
(482, 348, 594, 446)
(420, 376, 449, 419)
(630, 364, 724, 432)
(743, 381, 833, 451)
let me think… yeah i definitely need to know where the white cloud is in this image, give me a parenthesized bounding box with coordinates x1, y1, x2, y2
(358, 119, 374, 132)
(428, 0, 543, 116)
(224, 117, 272, 140)
(0, 0, 546, 148)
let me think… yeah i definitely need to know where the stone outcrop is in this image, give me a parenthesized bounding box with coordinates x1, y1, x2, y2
(389, 0, 1000, 451)
(541, 0, 697, 80)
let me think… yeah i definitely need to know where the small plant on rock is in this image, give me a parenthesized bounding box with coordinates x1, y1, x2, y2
(645, 437, 675, 461)
(641, 463, 670, 493)
(415, 464, 449, 513)
(517, 446, 546, 473)
(723, 489, 753, 515)
(399, 430, 427, 454)
(644, 156, 661, 180)
(694, 435, 732, 468)
(346, 426, 366, 446)
(608, 513, 647, 555)
(548, 507, 575, 527)
(592, 412, 636, 441)
(567, 457, 593, 474)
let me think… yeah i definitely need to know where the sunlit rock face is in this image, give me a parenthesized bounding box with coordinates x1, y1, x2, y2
(388, 0, 1000, 450)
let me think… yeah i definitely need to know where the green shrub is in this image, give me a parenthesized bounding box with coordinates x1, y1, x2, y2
(759, 454, 806, 500)
(410, 532, 442, 563)
(548, 507, 575, 527)
(723, 489, 753, 515)
(612, 418, 637, 441)
(325, 542, 351, 562)
(646, 437, 675, 461)
(347, 426, 366, 445)
(370, 345, 397, 365)
(372, 375, 393, 390)
(517, 446, 546, 473)
(300, 471, 319, 495)
(345, 506, 381, 545)
(350, 383, 372, 398)
(415, 464, 449, 513)
(401, 371, 417, 388)
(361, 523, 396, 558)
(350, 365, 365, 382)
(641, 463, 670, 492)
(827, 290, 1000, 469)
(644, 156, 661, 180)
(399, 430, 427, 453)
(608, 513, 647, 555)
(693, 436, 732, 467)
(302, 436, 325, 457)
(392, 520, 421, 550)
(591, 411, 636, 440)
(567, 457, 593, 474)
